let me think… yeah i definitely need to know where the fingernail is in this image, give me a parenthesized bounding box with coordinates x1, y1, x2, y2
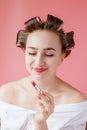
(37, 94, 41, 100)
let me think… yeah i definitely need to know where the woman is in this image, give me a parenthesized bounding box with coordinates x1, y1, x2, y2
(0, 14, 87, 130)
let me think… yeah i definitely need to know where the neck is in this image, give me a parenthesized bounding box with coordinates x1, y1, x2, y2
(29, 75, 60, 93)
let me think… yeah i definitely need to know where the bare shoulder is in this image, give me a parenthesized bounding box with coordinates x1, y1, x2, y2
(0, 81, 19, 102)
(65, 83, 86, 103)
(0, 81, 16, 92)
(0, 77, 27, 102)
(58, 78, 87, 104)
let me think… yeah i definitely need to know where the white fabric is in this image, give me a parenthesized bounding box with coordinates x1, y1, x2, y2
(0, 100, 87, 130)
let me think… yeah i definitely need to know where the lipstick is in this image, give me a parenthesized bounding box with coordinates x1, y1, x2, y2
(34, 68, 47, 73)
(31, 81, 43, 93)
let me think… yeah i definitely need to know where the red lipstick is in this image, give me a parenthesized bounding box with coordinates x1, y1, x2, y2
(34, 68, 47, 72)
(31, 81, 42, 93)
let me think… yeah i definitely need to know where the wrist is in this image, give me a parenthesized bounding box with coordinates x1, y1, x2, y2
(35, 121, 48, 130)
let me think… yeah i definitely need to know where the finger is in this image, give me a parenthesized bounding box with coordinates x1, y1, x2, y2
(42, 92, 54, 105)
(37, 94, 54, 113)
(36, 98, 54, 118)
(37, 92, 54, 106)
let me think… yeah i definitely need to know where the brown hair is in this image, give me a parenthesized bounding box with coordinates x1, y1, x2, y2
(16, 14, 75, 57)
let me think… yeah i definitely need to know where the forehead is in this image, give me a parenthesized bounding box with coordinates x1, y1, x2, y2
(26, 30, 61, 49)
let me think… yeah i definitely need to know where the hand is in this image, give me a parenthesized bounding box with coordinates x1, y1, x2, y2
(35, 91, 54, 123)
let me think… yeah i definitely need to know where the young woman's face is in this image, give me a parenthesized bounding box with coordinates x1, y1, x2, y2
(25, 30, 64, 80)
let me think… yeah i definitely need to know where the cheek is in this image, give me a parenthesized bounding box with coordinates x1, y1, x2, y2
(46, 59, 58, 74)
(50, 59, 62, 74)
(25, 56, 33, 72)
(51, 62, 59, 70)
(25, 54, 33, 65)
(50, 56, 62, 66)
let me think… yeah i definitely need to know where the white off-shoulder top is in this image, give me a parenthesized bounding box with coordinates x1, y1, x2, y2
(0, 100, 87, 130)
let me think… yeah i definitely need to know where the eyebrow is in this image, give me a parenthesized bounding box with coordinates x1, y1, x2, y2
(28, 47, 56, 51)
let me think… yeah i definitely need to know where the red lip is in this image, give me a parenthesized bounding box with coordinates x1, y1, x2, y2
(33, 68, 47, 72)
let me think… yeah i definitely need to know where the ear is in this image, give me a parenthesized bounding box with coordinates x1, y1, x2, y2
(21, 47, 25, 53)
(61, 53, 66, 62)
(58, 53, 66, 66)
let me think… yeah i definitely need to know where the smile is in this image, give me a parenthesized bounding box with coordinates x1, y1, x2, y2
(33, 68, 47, 72)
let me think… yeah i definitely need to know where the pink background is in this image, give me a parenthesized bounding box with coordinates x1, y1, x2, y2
(0, 0, 87, 96)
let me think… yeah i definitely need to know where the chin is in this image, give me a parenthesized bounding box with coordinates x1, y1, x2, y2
(31, 72, 49, 81)
(31, 75, 44, 80)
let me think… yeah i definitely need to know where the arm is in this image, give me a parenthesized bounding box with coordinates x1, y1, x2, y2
(34, 92, 54, 130)
(35, 121, 48, 130)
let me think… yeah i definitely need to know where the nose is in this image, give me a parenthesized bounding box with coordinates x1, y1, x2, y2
(34, 53, 45, 66)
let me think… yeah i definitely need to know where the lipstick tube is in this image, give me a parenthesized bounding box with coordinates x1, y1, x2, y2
(31, 81, 43, 94)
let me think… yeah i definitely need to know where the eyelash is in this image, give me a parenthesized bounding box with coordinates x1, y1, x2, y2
(28, 53, 36, 55)
(45, 54, 54, 57)
(28, 53, 54, 57)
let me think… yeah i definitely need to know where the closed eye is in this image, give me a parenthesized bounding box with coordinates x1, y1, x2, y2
(28, 52, 36, 55)
(45, 54, 54, 57)
(28, 53, 54, 57)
